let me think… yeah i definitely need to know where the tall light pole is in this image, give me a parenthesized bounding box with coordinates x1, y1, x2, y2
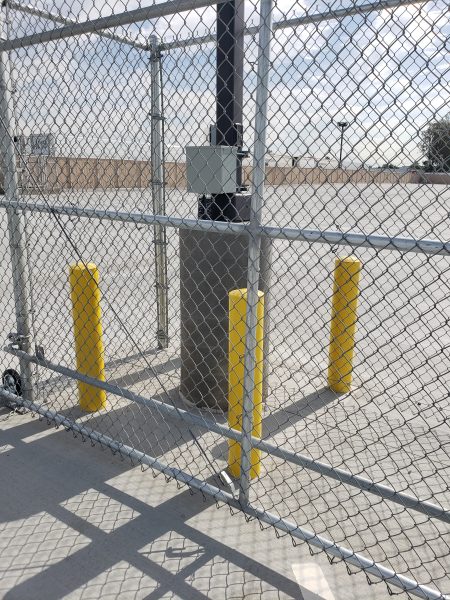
(337, 121, 348, 169)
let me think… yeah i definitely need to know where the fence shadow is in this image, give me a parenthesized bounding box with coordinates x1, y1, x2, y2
(210, 386, 340, 462)
(0, 411, 304, 600)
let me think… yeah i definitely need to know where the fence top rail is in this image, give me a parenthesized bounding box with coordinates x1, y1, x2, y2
(1, 0, 223, 51)
(7, 0, 149, 50)
(1, 199, 449, 256)
(6, 0, 434, 52)
(161, 0, 434, 50)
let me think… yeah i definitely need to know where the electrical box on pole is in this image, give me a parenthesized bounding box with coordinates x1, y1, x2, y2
(186, 146, 238, 195)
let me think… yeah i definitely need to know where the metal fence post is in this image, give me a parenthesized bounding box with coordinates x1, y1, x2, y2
(0, 5, 34, 402)
(149, 35, 169, 349)
(239, 0, 273, 505)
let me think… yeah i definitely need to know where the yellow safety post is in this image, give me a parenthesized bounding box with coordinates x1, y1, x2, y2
(228, 288, 264, 479)
(69, 262, 107, 412)
(328, 257, 362, 393)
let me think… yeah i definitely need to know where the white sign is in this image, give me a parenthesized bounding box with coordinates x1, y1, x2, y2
(29, 134, 55, 156)
(14, 135, 28, 155)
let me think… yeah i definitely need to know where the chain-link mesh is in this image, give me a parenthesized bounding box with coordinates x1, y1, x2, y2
(0, 0, 449, 597)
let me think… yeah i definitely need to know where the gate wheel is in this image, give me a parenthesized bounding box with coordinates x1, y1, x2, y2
(2, 369, 22, 397)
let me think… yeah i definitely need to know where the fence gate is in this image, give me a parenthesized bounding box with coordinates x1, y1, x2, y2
(0, 0, 449, 597)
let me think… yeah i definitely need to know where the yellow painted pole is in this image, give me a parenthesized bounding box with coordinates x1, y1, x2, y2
(328, 257, 362, 393)
(69, 262, 107, 412)
(228, 288, 264, 479)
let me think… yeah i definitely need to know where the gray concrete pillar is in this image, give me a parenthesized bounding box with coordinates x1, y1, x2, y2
(180, 229, 271, 412)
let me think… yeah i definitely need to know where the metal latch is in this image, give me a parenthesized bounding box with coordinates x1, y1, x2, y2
(35, 345, 45, 360)
(7, 332, 30, 347)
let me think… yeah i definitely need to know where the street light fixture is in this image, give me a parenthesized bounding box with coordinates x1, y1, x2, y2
(337, 121, 349, 169)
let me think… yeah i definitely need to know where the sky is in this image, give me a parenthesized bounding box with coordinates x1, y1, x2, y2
(8, 0, 450, 168)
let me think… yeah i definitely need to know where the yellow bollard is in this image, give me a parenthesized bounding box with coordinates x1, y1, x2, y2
(69, 262, 107, 412)
(328, 257, 362, 393)
(228, 288, 264, 479)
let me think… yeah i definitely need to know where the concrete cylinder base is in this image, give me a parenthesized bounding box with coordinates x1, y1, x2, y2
(179, 229, 271, 412)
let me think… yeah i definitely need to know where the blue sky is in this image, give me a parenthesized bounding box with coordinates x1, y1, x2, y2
(9, 0, 450, 167)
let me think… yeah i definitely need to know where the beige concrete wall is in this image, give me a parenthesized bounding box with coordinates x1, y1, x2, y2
(418, 172, 450, 185)
(16, 157, 449, 193)
(243, 166, 421, 186)
(96, 159, 116, 189)
(166, 164, 422, 188)
(50, 157, 71, 190)
(21, 157, 151, 192)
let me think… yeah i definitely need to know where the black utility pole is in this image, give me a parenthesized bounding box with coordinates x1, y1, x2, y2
(200, 0, 246, 221)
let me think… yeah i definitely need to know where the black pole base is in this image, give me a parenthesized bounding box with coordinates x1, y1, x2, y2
(198, 193, 251, 222)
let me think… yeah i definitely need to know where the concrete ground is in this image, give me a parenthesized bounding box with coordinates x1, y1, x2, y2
(0, 183, 449, 598)
(1, 405, 387, 600)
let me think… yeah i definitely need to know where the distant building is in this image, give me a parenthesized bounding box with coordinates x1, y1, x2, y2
(15, 133, 55, 156)
(264, 153, 338, 169)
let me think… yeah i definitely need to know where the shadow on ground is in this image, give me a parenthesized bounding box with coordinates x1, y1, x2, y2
(210, 386, 339, 462)
(0, 408, 309, 600)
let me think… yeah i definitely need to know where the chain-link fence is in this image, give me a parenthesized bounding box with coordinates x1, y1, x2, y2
(0, 0, 449, 597)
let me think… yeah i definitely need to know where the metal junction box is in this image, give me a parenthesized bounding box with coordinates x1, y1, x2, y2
(186, 146, 238, 194)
